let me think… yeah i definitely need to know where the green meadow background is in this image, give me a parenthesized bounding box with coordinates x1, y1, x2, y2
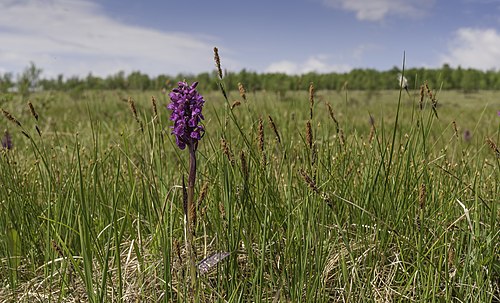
(0, 81, 499, 302)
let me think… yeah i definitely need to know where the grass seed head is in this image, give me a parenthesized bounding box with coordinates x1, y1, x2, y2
(326, 103, 339, 133)
(339, 129, 345, 146)
(221, 137, 235, 166)
(311, 142, 317, 167)
(368, 124, 375, 144)
(419, 84, 425, 110)
(238, 82, 247, 101)
(306, 120, 312, 149)
(213, 47, 223, 80)
(486, 138, 500, 157)
(128, 97, 143, 131)
(151, 95, 158, 118)
(231, 100, 241, 110)
(452, 121, 458, 138)
(173, 239, 183, 264)
(28, 101, 39, 121)
(299, 168, 319, 194)
(268, 115, 281, 144)
(419, 183, 426, 209)
(1, 109, 22, 128)
(197, 181, 209, 210)
(240, 150, 248, 181)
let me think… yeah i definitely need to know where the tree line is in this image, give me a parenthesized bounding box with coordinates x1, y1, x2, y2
(1, 62, 499, 97)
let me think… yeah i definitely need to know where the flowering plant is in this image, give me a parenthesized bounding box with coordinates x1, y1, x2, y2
(167, 81, 205, 150)
(167, 80, 207, 289)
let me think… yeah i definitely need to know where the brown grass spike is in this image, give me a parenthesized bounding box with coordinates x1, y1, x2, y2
(1, 109, 22, 128)
(326, 103, 339, 134)
(306, 120, 312, 150)
(240, 150, 248, 182)
(221, 137, 235, 166)
(238, 82, 247, 101)
(28, 101, 39, 121)
(151, 95, 158, 119)
(419, 183, 426, 210)
(214, 47, 223, 80)
(486, 138, 500, 157)
(231, 100, 241, 110)
(268, 115, 281, 144)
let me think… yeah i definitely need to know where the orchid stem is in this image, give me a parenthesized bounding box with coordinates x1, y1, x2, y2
(186, 143, 197, 293)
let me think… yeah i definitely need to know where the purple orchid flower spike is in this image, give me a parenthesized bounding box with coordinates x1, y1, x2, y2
(1, 130, 13, 150)
(167, 81, 205, 150)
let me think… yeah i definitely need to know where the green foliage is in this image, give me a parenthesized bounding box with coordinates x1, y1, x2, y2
(16, 62, 43, 98)
(0, 82, 499, 301)
(9, 62, 500, 94)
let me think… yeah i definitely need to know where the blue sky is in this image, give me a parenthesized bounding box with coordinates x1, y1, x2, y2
(1, 0, 500, 78)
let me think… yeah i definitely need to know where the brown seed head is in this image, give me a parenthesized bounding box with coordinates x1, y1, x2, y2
(339, 129, 345, 146)
(306, 120, 312, 149)
(230, 100, 241, 110)
(326, 103, 339, 133)
(128, 97, 143, 132)
(197, 181, 209, 209)
(238, 82, 247, 101)
(240, 150, 248, 181)
(151, 96, 158, 118)
(173, 239, 182, 264)
(28, 101, 39, 121)
(51, 240, 64, 258)
(2, 109, 22, 128)
(309, 82, 314, 120)
(419, 183, 426, 209)
(299, 168, 319, 194)
(221, 138, 235, 166)
(218, 202, 226, 219)
(268, 115, 281, 144)
(128, 97, 138, 119)
(447, 244, 455, 269)
(452, 121, 458, 138)
(213, 47, 223, 80)
(424, 82, 439, 118)
(369, 124, 376, 144)
(419, 85, 425, 110)
(425, 81, 432, 99)
(486, 138, 500, 157)
(311, 142, 317, 167)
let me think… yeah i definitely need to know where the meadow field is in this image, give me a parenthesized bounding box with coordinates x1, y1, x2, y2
(0, 81, 499, 302)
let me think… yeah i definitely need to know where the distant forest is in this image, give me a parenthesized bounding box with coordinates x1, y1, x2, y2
(2, 62, 500, 96)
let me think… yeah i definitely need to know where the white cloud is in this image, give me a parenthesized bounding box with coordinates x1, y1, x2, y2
(322, 0, 434, 21)
(265, 55, 351, 74)
(440, 28, 500, 70)
(0, 0, 219, 77)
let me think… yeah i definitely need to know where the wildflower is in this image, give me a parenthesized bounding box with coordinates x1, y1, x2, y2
(463, 130, 472, 142)
(167, 80, 206, 290)
(1, 130, 12, 150)
(167, 81, 205, 150)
